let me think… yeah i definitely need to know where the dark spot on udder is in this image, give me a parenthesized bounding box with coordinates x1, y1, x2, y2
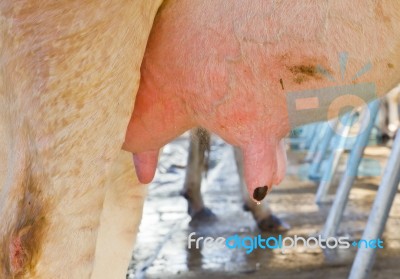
(279, 78, 284, 90)
(288, 64, 322, 84)
(289, 65, 317, 76)
(388, 63, 394, 69)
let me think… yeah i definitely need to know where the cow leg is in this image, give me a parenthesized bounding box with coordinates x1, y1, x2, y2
(182, 128, 216, 221)
(91, 150, 146, 279)
(0, 1, 162, 278)
(377, 87, 400, 143)
(233, 147, 290, 232)
(387, 88, 400, 137)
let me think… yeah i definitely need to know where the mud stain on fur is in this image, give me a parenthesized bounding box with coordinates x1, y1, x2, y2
(11, 189, 47, 278)
(374, 1, 391, 24)
(1, 157, 49, 278)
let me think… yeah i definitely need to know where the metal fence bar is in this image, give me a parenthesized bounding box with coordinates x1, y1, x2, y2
(309, 119, 338, 181)
(321, 100, 381, 238)
(315, 113, 356, 203)
(348, 127, 400, 279)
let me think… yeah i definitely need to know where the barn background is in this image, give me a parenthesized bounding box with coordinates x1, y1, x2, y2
(127, 130, 400, 279)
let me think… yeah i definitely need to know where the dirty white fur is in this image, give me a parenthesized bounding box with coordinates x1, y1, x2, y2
(0, 1, 163, 278)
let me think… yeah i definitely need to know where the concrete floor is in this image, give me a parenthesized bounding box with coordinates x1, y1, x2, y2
(128, 133, 400, 279)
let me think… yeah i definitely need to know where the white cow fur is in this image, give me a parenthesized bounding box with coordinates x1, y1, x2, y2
(0, 1, 163, 278)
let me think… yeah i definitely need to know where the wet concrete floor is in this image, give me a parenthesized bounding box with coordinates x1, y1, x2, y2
(128, 133, 400, 279)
